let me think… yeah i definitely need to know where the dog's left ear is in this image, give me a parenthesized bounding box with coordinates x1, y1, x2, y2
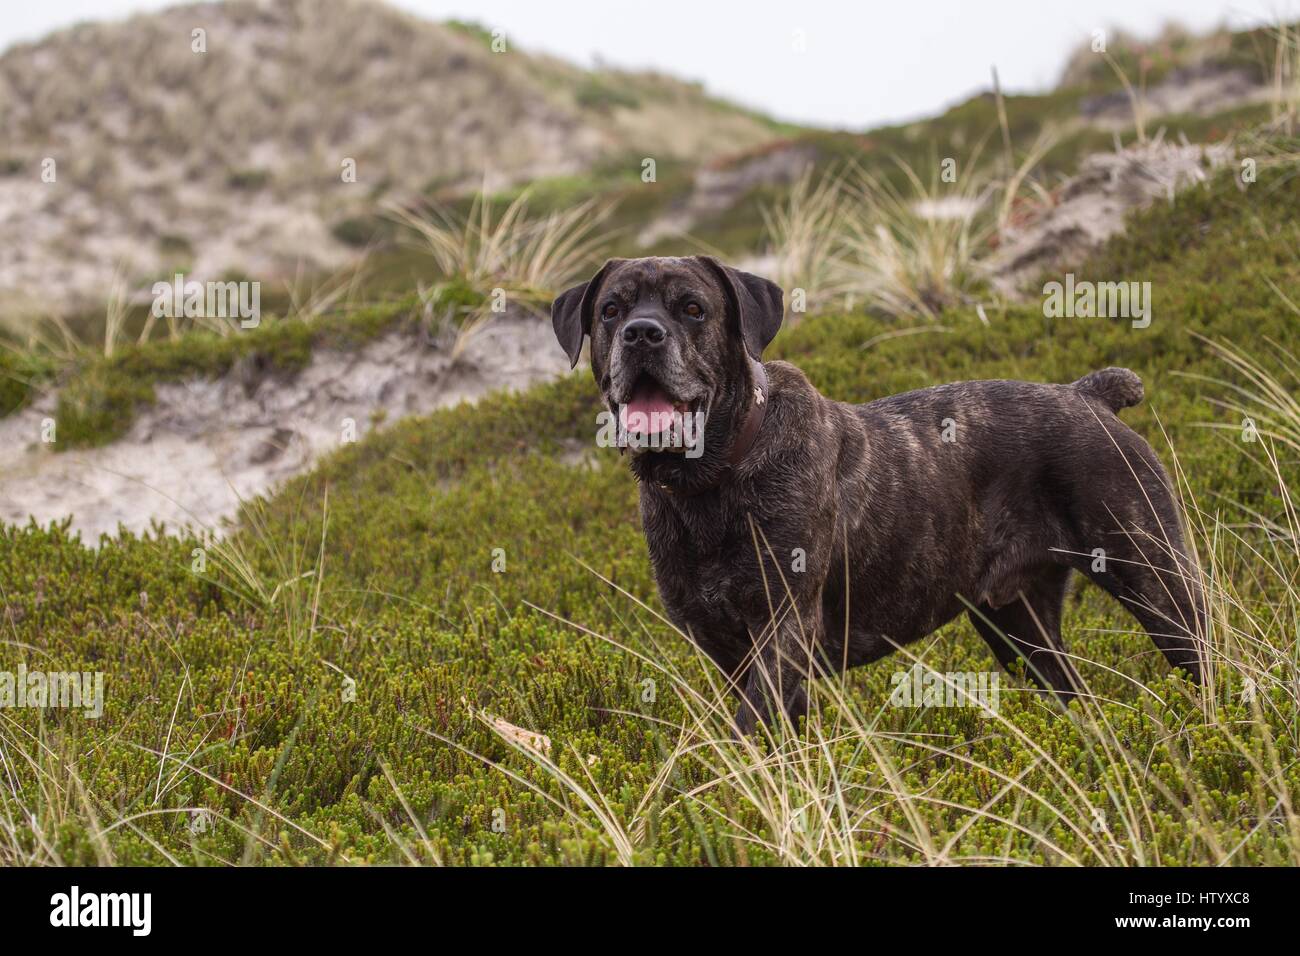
(551, 259, 621, 369)
(697, 256, 784, 362)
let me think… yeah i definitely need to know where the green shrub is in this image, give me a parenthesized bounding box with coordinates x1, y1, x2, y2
(0, 350, 54, 415)
(574, 77, 640, 112)
(226, 167, 272, 191)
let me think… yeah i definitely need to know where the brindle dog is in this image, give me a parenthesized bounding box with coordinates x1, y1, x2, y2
(551, 256, 1204, 733)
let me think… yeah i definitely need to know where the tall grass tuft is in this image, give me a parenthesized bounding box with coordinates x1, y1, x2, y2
(833, 156, 996, 320)
(758, 135, 1058, 322)
(759, 164, 851, 314)
(385, 187, 616, 312)
(1268, 20, 1300, 135)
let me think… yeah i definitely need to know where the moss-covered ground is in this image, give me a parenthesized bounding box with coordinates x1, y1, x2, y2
(3, 167, 1297, 865)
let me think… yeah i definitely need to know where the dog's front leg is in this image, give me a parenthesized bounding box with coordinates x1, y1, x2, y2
(733, 605, 820, 736)
(734, 667, 808, 737)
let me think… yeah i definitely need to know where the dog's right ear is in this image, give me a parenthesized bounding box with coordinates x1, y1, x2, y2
(551, 259, 620, 369)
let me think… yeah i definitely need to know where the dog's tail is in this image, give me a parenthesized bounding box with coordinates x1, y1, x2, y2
(1071, 367, 1144, 413)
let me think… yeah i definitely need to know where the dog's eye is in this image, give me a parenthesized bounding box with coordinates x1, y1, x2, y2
(684, 302, 703, 319)
(601, 303, 619, 320)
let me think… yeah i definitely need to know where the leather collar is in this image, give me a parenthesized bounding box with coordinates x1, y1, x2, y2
(656, 357, 768, 495)
(725, 357, 769, 470)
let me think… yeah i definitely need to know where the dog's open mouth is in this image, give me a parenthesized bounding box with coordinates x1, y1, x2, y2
(617, 373, 700, 454)
(619, 373, 689, 434)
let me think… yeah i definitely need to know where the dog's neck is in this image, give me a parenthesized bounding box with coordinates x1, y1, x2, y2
(724, 357, 768, 471)
(647, 356, 768, 497)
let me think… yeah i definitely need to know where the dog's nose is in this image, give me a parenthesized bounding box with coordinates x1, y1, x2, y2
(622, 317, 666, 347)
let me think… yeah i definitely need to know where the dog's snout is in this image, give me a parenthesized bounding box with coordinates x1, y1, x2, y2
(622, 317, 667, 348)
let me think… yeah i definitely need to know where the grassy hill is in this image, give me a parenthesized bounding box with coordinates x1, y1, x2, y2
(0, 0, 789, 316)
(5, 7, 1293, 346)
(3, 160, 1297, 865)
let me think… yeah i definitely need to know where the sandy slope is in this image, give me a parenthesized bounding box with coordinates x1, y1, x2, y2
(0, 0, 780, 314)
(0, 312, 570, 540)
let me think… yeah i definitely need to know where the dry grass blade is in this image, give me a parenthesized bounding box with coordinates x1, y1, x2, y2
(385, 185, 616, 304)
(1268, 20, 1300, 134)
(834, 156, 995, 319)
(995, 124, 1064, 236)
(759, 163, 851, 313)
(1101, 49, 1148, 143)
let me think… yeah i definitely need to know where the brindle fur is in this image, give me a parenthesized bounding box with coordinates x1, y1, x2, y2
(552, 256, 1205, 734)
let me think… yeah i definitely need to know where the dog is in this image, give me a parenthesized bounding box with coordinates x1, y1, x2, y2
(551, 256, 1205, 733)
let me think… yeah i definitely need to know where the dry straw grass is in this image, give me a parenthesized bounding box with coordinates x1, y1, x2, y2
(386, 188, 615, 306)
(1267, 20, 1300, 134)
(759, 132, 1059, 321)
(386, 186, 616, 355)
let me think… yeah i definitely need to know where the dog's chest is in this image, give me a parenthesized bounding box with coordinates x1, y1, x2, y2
(641, 494, 757, 620)
(656, 555, 751, 641)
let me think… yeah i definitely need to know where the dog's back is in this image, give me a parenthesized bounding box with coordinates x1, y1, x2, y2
(821, 368, 1204, 685)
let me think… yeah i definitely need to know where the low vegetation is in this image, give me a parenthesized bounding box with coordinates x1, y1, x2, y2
(3, 163, 1298, 865)
(385, 188, 616, 310)
(2, 284, 488, 449)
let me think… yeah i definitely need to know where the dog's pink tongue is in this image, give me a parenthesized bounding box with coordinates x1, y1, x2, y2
(621, 382, 676, 434)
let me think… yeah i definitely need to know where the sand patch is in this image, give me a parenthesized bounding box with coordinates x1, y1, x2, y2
(986, 138, 1234, 296)
(0, 311, 570, 541)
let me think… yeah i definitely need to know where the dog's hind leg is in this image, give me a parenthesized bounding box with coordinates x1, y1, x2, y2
(967, 566, 1084, 703)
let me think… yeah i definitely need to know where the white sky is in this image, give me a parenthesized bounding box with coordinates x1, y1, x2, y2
(1, 0, 1291, 128)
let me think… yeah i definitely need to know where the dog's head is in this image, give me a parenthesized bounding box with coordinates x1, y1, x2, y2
(551, 256, 783, 484)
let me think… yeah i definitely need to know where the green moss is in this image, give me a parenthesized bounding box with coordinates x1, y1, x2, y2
(0, 350, 56, 415)
(47, 292, 447, 449)
(2, 161, 1298, 865)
